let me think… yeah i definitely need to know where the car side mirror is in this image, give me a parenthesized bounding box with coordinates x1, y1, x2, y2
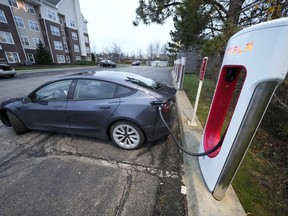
(22, 96, 32, 104)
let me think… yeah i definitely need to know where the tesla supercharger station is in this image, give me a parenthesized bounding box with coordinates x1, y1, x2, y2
(177, 57, 186, 90)
(198, 18, 288, 200)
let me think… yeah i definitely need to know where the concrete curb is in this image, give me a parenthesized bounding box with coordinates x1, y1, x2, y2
(15, 66, 98, 74)
(176, 90, 246, 216)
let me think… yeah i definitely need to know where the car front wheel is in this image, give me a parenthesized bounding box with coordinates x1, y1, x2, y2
(7, 111, 28, 134)
(110, 121, 144, 150)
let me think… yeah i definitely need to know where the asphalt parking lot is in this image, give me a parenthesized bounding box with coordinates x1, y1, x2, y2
(0, 66, 186, 216)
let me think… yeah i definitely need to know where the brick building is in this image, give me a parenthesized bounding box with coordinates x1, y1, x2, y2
(0, 0, 91, 65)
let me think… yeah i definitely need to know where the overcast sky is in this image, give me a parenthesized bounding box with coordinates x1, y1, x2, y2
(79, 0, 174, 55)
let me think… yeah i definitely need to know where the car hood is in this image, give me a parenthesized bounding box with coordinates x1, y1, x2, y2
(0, 97, 22, 108)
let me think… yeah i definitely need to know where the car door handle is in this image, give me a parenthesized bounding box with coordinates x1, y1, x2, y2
(54, 105, 63, 108)
(100, 106, 111, 109)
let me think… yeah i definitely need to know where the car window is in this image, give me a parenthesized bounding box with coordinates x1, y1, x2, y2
(74, 79, 116, 100)
(34, 80, 72, 101)
(116, 85, 135, 97)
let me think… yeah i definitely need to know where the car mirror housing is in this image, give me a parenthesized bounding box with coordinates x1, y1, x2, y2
(22, 96, 32, 104)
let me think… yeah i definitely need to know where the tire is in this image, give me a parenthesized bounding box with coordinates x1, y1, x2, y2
(7, 111, 28, 135)
(110, 121, 144, 150)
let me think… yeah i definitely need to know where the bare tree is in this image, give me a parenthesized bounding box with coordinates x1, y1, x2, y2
(153, 40, 161, 58)
(100, 46, 111, 60)
(147, 43, 154, 60)
(137, 48, 143, 60)
(160, 43, 168, 60)
(92, 45, 97, 63)
(110, 42, 122, 63)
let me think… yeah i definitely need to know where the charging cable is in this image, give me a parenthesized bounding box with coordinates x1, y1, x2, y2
(157, 106, 224, 157)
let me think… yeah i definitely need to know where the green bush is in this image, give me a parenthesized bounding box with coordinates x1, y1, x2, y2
(261, 80, 288, 141)
(75, 61, 95, 66)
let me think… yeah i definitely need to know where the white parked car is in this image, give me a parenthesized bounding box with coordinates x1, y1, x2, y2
(0, 64, 16, 78)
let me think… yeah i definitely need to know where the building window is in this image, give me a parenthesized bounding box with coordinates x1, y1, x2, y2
(71, 32, 78, 40)
(14, 16, 25, 28)
(8, 0, 18, 8)
(21, 36, 30, 47)
(69, 19, 76, 28)
(33, 38, 41, 47)
(0, 10, 7, 23)
(54, 41, 63, 50)
(86, 57, 91, 61)
(0, 31, 14, 44)
(57, 55, 65, 63)
(47, 10, 57, 21)
(83, 25, 87, 32)
(5, 52, 20, 63)
(75, 56, 81, 61)
(23, 3, 35, 15)
(74, 44, 79, 52)
(26, 53, 35, 63)
(50, 26, 60, 36)
(28, 20, 40, 32)
(85, 47, 90, 53)
(66, 56, 70, 63)
(84, 36, 89, 43)
(29, 6, 35, 15)
(64, 43, 68, 52)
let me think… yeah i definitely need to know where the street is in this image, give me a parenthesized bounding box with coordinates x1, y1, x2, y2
(0, 66, 186, 216)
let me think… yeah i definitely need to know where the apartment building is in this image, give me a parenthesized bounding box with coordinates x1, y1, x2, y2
(0, 0, 91, 65)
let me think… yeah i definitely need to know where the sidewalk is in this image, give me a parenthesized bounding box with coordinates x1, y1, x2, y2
(176, 90, 246, 215)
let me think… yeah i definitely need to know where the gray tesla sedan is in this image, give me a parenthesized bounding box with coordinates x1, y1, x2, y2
(0, 71, 176, 150)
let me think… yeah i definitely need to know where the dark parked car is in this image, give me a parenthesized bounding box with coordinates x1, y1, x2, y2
(132, 61, 141, 66)
(99, 60, 116, 68)
(0, 71, 176, 150)
(0, 64, 16, 78)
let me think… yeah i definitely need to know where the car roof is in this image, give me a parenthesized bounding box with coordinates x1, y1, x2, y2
(62, 71, 147, 89)
(67, 71, 135, 80)
(62, 71, 171, 93)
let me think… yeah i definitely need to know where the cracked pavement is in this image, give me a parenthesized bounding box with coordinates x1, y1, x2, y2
(0, 122, 185, 216)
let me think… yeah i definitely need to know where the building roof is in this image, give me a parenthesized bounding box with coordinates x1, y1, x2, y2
(45, 0, 62, 6)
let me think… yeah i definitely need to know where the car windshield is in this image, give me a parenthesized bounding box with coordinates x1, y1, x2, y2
(125, 76, 165, 90)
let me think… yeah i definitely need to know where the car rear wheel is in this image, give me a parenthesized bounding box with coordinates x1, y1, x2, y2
(7, 111, 28, 135)
(110, 121, 144, 150)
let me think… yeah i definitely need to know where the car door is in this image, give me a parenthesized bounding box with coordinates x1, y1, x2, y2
(66, 79, 120, 137)
(21, 79, 72, 132)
